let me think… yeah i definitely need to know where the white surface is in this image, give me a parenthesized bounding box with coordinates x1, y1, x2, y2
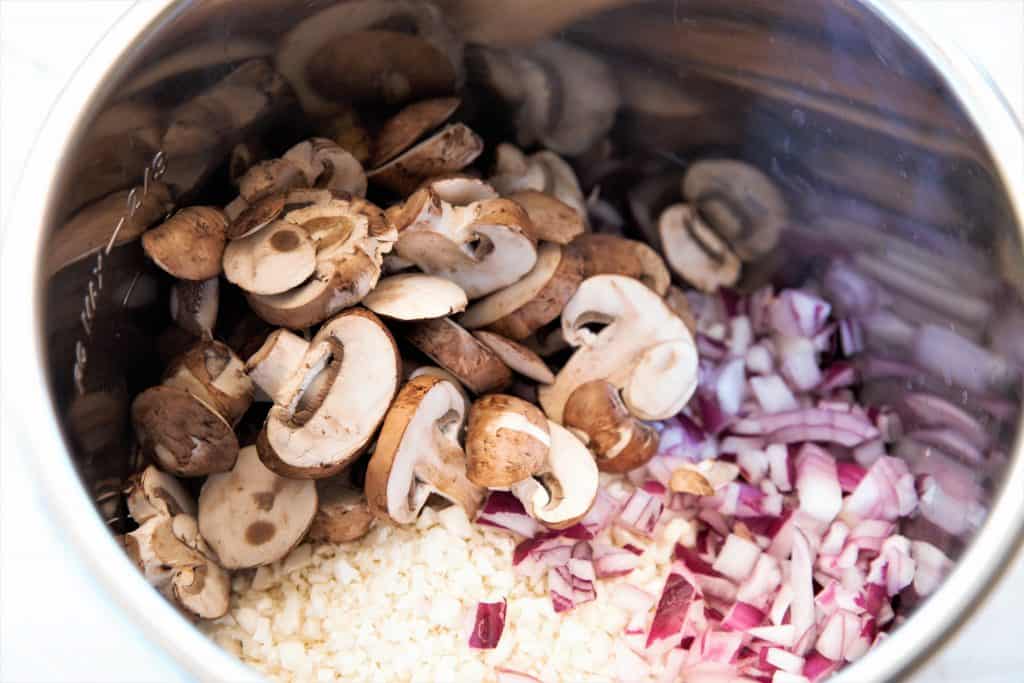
(1, 1, 1022, 681)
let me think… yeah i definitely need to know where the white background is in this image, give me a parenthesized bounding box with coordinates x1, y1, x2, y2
(1, 1, 1022, 681)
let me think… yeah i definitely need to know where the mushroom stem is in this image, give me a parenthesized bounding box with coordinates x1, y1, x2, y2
(246, 329, 310, 403)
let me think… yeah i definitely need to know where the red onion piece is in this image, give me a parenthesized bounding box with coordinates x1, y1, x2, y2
(717, 358, 747, 415)
(495, 668, 541, 683)
(737, 554, 783, 610)
(765, 647, 805, 674)
(777, 336, 823, 392)
(730, 316, 754, 357)
(646, 572, 697, 648)
(795, 445, 843, 523)
(468, 599, 507, 649)
(695, 390, 732, 436)
(866, 536, 915, 596)
(623, 543, 645, 556)
(642, 480, 668, 496)
(815, 610, 860, 661)
(594, 547, 641, 578)
(617, 489, 664, 537)
(721, 601, 766, 631)
(748, 624, 796, 648)
(823, 262, 878, 316)
(817, 362, 857, 393)
(910, 541, 953, 597)
(749, 286, 776, 333)
(658, 413, 708, 458)
(789, 529, 817, 655)
(838, 318, 865, 357)
(688, 630, 745, 666)
(712, 534, 762, 583)
(734, 409, 878, 444)
(609, 583, 655, 614)
(841, 456, 917, 524)
(578, 487, 621, 538)
(737, 449, 769, 485)
(477, 492, 543, 538)
(802, 653, 839, 682)
(766, 444, 794, 492)
(746, 343, 776, 375)
(836, 462, 867, 493)
(697, 333, 729, 362)
(771, 291, 832, 339)
(750, 375, 799, 413)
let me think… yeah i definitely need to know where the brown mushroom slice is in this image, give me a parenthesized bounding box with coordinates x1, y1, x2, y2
(465, 394, 550, 487)
(125, 514, 200, 587)
(404, 317, 512, 394)
(459, 242, 583, 340)
(163, 341, 254, 425)
(659, 204, 742, 293)
(573, 234, 671, 295)
(132, 386, 239, 477)
(365, 375, 484, 524)
(167, 514, 233, 620)
(142, 207, 229, 281)
(362, 274, 468, 320)
(538, 275, 697, 423)
(507, 190, 585, 245)
(126, 465, 197, 524)
(229, 139, 267, 187)
(522, 322, 571, 358)
(426, 175, 499, 205)
(321, 106, 372, 164)
(383, 253, 417, 275)
(664, 285, 698, 334)
(408, 365, 471, 410)
(563, 380, 658, 473)
(226, 194, 284, 239)
(198, 446, 318, 569)
(531, 151, 587, 219)
(246, 328, 311, 403)
(238, 158, 310, 204)
(683, 159, 787, 260)
(394, 195, 536, 299)
(223, 220, 318, 295)
(513, 420, 599, 528)
(373, 97, 462, 167)
(170, 277, 219, 339)
(258, 309, 400, 478)
(308, 477, 376, 543)
(489, 143, 547, 195)
(369, 123, 484, 196)
(309, 138, 368, 197)
(472, 330, 555, 384)
(628, 172, 683, 248)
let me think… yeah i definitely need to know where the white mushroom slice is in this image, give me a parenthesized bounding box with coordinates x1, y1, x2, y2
(373, 97, 462, 167)
(142, 207, 228, 281)
(365, 375, 484, 524)
(362, 274, 468, 320)
(223, 220, 317, 295)
(282, 140, 322, 185)
(227, 193, 285, 239)
(513, 421, 599, 528)
(393, 192, 537, 299)
(126, 465, 197, 524)
(489, 146, 586, 219)
(163, 341, 254, 425)
(246, 329, 312, 403)
(238, 158, 309, 203)
(408, 365, 471, 410)
(404, 318, 512, 395)
(170, 277, 218, 339)
(258, 309, 400, 478)
(382, 253, 416, 274)
(538, 275, 698, 423)
(309, 138, 367, 197)
(563, 380, 658, 473)
(683, 159, 787, 260)
(659, 204, 742, 293)
(308, 478, 375, 543)
(465, 394, 550, 487)
(426, 175, 498, 205)
(623, 338, 700, 420)
(573, 234, 671, 295)
(531, 151, 587, 218)
(369, 123, 484, 195)
(507, 190, 585, 244)
(198, 446, 318, 569)
(472, 330, 555, 384)
(459, 242, 583, 340)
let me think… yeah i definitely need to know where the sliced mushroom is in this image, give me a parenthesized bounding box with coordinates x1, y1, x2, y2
(563, 380, 658, 473)
(392, 191, 536, 299)
(163, 341, 254, 425)
(142, 207, 228, 281)
(522, 321, 571, 358)
(538, 275, 698, 423)
(373, 97, 462, 167)
(223, 220, 318, 295)
(459, 242, 583, 339)
(238, 158, 309, 203)
(258, 309, 400, 478)
(369, 123, 484, 196)
(132, 385, 239, 477)
(309, 138, 368, 197)
(245, 328, 312, 403)
(229, 139, 268, 187)
(465, 394, 549, 487)
(628, 172, 684, 248)
(321, 106, 372, 165)
(507, 190, 585, 244)
(512, 420, 599, 528)
(625, 338, 701, 420)
(408, 365, 472, 409)
(198, 446, 318, 569)
(489, 145, 586, 219)
(659, 204, 742, 293)
(362, 274, 468, 320)
(472, 330, 555, 384)
(404, 317, 511, 394)
(365, 375, 484, 523)
(170, 277, 218, 339)
(426, 175, 498, 205)
(573, 234, 671, 295)
(683, 159, 787, 260)
(126, 465, 197, 524)
(227, 193, 285, 239)
(664, 285, 697, 334)
(307, 477, 376, 543)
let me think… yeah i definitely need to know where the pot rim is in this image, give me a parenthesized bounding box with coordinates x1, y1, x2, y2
(1, 2, 1021, 682)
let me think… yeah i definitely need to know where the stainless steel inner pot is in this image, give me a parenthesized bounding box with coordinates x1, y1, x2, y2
(4, 1, 1023, 681)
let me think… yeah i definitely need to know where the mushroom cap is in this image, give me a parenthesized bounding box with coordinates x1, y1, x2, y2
(403, 317, 512, 394)
(426, 175, 499, 205)
(223, 219, 318, 295)
(514, 420, 599, 528)
(126, 464, 197, 524)
(142, 207, 228, 280)
(198, 446, 318, 569)
(362, 274, 468, 320)
(507, 190, 585, 245)
(466, 394, 550, 487)
(394, 195, 537, 299)
(530, 151, 587, 218)
(538, 275, 697, 423)
(308, 137, 368, 197)
(259, 309, 400, 478)
(563, 380, 658, 473)
(365, 375, 484, 524)
(683, 159, 787, 260)
(170, 277, 219, 339)
(132, 386, 239, 477)
(472, 330, 555, 384)
(460, 242, 583, 340)
(368, 123, 484, 196)
(373, 97, 461, 167)
(407, 365, 471, 410)
(623, 338, 700, 421)
(307, 477, 375, 543)
(163, 340, 254, 426)
(572, 233, 671, 295)
(659, 204, 741, 293)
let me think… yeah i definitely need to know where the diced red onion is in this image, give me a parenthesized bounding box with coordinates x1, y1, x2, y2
(867, 536, 915, 596)
(838, 318, 865, 357)
(795, 445, 843, 524)
(623, 543, 645, 556)
(468, 600, 507, 649)
(749, 286, 776, 333)
(721, 435, 766, 455)
(814, 609, 860, 661)
(477, 492, 544, 538)
(777, 336, 823, 392)
(766, 444, 794, 492)
(812, 323, 836, 355)
(771, 291, 832, 339)
(717, 358, 747, 415)
(688, 630, 745, 666)
(712, 534, 762, 583)
(578, 486, 621, 538)
(766, 647, 805, 674)
(734, 408, 878, 445)
(658, 413, 709, 458)
(746, 343, 776, 375)
(730, 316, 754, 357)
(852, 438, 885, 467)
(646, 572, 697, 647)
(750, 375, 799, 413)
(617, 489, 664, 537)
(643, 480, 668, 496)
(721, 601, 766, 631)
(594, 545, 641, 578)
(789, 529, 817, 655)
(705, 483, 783, 518)
(817, 362, 857, 393)
(916, 475, 986, 537)
(802, 653, 839, 682)
(697, 333, 729, 362)
(696, 390, 732, 436)
(737, 554, 783, 610)
(836, 463, 866, 493)
(748, 624, 796, 647)
(737, 449, 769, 485)
(910, 541, 953, 597)
(609, 583, 655, 614)
(841, 456, 917, 524)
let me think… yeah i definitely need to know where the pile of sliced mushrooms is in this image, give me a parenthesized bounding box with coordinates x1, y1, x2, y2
(122, 78, 783, 621)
